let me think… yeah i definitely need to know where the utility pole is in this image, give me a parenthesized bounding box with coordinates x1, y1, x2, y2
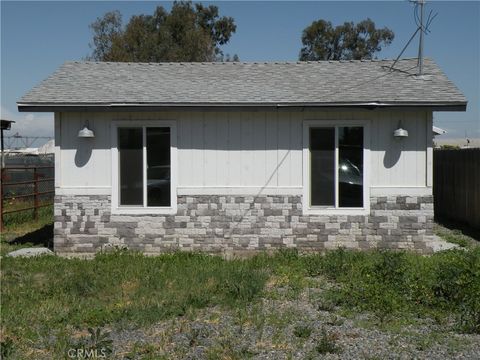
(417, 0, 425, 75)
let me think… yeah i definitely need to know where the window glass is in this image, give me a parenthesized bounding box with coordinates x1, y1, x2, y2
(118, 128, 143, 205)
(146, 127, 171, 206)
(310, 127, 335, 206)
(338, 127, 363, 207)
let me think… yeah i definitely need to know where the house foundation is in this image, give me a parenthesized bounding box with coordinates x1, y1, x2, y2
(54, 194, 436, 255)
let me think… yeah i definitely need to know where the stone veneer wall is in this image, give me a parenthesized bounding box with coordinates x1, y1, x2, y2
(54, 195, 435, 255)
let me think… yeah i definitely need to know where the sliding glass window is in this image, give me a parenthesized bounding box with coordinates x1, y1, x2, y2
(118, 128, 143, 206)
(118, 126, 171, 208)
(309, 126, 364, 208)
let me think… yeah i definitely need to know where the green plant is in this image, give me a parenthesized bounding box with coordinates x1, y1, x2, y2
(0, 336, 15, 359)
(317, 299, 335, 312)
(3, 247, 480, 358)
(315, 327, 340, 354)
(67, 327, 114, 359)
(439, 144, 460, 150)
(434, 224, 477, 249)
(222, 264, 267, 305)
(326, 315, 345, 326)
(293, 324, 313, 339)
(1, 251, 270, 358)
(87, 327, 113, 355)
(458, 295, 480, 334)
(124, 342, 160, 360)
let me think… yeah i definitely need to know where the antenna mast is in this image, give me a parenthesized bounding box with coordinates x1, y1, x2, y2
(417, 0, 425, 75)
(390, 0, 437, 74)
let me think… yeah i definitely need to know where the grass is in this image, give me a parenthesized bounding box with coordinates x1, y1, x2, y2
(1, 251, 271, 357)
(435, 222, 479, 249)
(315, 327, 340, 355)
(2, 251, 268, 328)
(1, 221, 479, 357)
(293, 324, 313, 338)
(2, 198, 53, 230)
(1, 246, 480, 358)
(1, 199, 53, 255)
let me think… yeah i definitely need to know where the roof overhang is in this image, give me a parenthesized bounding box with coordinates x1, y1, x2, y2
(17, 101, 467, 112)
(433, 126, 448, 135)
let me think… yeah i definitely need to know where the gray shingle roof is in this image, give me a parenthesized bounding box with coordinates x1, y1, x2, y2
(18, 58, 467, 110)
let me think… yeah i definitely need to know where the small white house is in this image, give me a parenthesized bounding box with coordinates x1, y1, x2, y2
(18, 58, 467, 255)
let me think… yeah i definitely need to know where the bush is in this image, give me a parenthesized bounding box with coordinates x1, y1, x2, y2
(293, 324, 313, 338)
(308, 248, 480, 332)
(315, 327, 340, 354)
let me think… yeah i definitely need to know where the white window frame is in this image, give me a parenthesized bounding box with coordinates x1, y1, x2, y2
(302, 120, 370, 215)
(111, 120, 177, 215)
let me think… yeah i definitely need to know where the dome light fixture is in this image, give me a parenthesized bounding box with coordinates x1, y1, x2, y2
(78, 121, 95, 138)
(393, 121, 408, 138)
(393, 127, 409, 138)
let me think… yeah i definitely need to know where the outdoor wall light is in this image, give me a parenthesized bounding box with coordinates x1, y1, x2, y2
(78, 121, 95, 138)
(393, 128, 409, 138)
(393, 121, 408, 138)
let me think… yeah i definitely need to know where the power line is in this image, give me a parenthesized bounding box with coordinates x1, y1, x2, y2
(4, 133, 53, 149)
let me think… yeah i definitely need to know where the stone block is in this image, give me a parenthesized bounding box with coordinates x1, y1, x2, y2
(53, 194, 435, 255)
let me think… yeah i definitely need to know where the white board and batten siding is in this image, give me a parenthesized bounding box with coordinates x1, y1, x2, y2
(177, 111, 303, 194)
(55, 109, 433, 197)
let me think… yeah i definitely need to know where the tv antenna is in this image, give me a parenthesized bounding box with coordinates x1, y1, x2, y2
(390, 0, 438, 75)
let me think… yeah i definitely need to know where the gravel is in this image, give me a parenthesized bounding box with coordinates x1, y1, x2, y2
(106, 290, 480, 359)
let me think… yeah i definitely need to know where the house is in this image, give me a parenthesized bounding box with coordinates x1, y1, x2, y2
(18, 58, 467, 255)
(432, 126, 447, 136)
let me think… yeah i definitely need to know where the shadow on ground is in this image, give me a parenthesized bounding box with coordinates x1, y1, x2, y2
(435, 217, 480, 242)
(8, 224, 54, 250)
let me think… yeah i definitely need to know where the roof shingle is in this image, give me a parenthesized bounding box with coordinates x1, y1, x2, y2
(18, 58, 467, 109)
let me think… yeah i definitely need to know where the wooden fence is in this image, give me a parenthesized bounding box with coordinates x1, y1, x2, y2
(433, 148, 480, 229)
(0, 166, 54, 231)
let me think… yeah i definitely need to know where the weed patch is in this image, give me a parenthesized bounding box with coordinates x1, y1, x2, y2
(2, 247, 480, 358)
(311, 248, 480, 332)
(315, 327, 340, 354)
(1, 251, 269, 353)
(293, 324, 313, 339)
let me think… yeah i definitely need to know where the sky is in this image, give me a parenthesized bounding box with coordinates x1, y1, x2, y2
(1, 1, 479, 147)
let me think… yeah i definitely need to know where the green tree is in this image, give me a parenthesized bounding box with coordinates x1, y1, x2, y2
(299, 18, 394, 61)
(88, 1, 237, 62)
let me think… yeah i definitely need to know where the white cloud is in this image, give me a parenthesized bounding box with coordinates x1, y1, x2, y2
(0, 105, 53, 138)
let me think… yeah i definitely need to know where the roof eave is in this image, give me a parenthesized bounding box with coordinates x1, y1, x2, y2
(17, 101, 467, 112)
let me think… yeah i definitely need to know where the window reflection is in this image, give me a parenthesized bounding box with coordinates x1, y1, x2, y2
(310, 127, 335, 206)
(118, 128, 143, 205)
(338, 127, 363, 207)
(146, 127, 171, 207)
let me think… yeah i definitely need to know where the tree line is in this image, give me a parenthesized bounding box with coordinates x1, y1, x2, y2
(88, 1, 394, 63)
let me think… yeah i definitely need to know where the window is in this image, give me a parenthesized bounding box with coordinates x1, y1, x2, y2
(303, 121, 369, 214)
(112, 121, 176, 214)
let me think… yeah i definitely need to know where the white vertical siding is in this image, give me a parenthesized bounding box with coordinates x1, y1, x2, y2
(59, 112, 111, 190)
(178, 112, 193, 187)
(176, 111, 303, 188)
(57, 109, 431, 194)
(54, 113, 61, 188)
(277, 112, 292, 187)
(369, 110, 427, 187)
(265, 111, 278, 187)
(426, 112, 433, 187)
